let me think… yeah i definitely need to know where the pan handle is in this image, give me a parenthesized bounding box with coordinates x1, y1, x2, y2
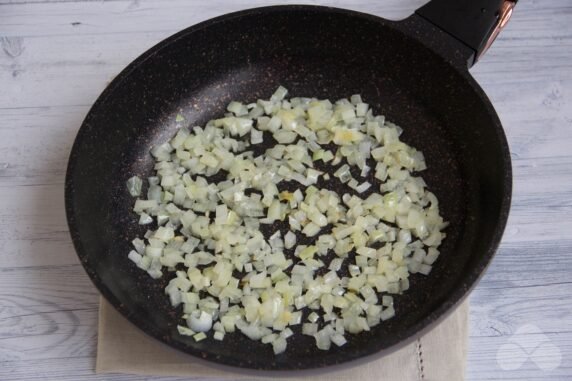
(415, 0, 517, 66)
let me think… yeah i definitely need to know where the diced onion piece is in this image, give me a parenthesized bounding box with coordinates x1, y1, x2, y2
(189, 311, 213, 332)
(133, 199, 158, 213)
(303, 323, 318, 336)
(284, 231, 296, 249)
(177, 325, 195, 336)
(308, 312, 320, 323)
(126, 176, 143, 197)
(272, 337, 287, 354)
(274, 130, 297, 144)
(128, 250, 142, 265)
(193, 332, 207, 341)
(315, 327, 332, 350)
(331, 333, 347, 347)
(356, 182, 371, 193)
(302, 223, 321, 237)
(138, 213, 152, 225)
(251, 128, 264, 144)
(271, 86, 288, 101)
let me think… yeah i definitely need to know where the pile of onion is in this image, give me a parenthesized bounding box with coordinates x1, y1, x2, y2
(126, 87, 447, 354)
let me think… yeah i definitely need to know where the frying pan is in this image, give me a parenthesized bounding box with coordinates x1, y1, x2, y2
(65, 0, 515, 372)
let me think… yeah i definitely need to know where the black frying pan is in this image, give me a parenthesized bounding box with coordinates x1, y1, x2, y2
(66, 0, 514, 372)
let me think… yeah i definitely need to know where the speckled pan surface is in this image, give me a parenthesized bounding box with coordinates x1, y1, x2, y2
(65, 5, 511, 371)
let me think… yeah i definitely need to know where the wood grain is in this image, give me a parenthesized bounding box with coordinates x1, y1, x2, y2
(1, 0, 571, 380)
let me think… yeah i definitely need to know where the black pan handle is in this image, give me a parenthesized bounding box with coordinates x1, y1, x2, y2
(416, 0, 517, 66)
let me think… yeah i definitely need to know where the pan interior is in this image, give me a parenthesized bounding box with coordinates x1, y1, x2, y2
(67, 7, 509, 370)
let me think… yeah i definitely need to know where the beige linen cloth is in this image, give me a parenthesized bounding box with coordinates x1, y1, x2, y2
(96, 298, 468, 380)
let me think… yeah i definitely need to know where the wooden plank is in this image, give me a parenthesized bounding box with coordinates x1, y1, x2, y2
(0, 0, 425, 36)
(2, 357, 214, 381)
(0, 105, 87, 184)
(0, 266, 99, 365)
(0, 184, 76, 268)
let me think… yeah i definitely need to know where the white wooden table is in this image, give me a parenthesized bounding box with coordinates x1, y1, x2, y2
(1, 0, 571, 380)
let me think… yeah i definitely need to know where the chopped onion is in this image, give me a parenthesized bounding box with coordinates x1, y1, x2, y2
(302, 323, 318, 336)
(284, 231, 296, 249)
(272, 337, 287, 354)
(177, 325, 195, 336)
(126, 176, 143, 197)
(314, 327, 333, 350)
(189, 311, 213, 332)
(126, 86, 446, 355)
(331, 333, 347, 347)
(193, 332, 207, 342)
(356, 182, 371, 194)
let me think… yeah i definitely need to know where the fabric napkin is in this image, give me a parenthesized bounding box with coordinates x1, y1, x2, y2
(96, 297, 468, 380)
